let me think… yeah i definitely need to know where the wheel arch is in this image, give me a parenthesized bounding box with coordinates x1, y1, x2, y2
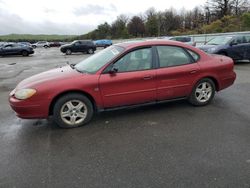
(49, 90, 97, 115)
(197, 76, 220, 91)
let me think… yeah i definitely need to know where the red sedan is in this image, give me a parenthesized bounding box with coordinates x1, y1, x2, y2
(9, 40, 236, 128)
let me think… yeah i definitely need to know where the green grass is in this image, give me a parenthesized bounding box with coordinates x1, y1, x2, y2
(0, 34, 77, 42)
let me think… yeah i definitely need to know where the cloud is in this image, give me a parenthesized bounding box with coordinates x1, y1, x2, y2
(73, 4, 117, 16)
(0, 8, 95, 35)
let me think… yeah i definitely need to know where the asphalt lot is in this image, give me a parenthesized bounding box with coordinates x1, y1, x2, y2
(0, 47, 250, 188)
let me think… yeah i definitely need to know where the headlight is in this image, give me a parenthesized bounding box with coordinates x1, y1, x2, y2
(207, 47, 217, 53)
(14, 89, 36, 100)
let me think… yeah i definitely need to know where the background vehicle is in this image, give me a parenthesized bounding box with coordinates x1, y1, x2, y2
(94, 39, 113, 48)
(9, 40, 236, 128)
(199, 35, 250, 61)
(168, 36, 196, 46)
(18, 42, 32, 48)
(32, 41, 50, 48)
(60, 40, 96, 55)
(0, 43, 34, 56)
(49, 42, 62, 47)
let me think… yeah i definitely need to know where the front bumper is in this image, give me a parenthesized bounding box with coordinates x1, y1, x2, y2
(9, 95, 50, 119)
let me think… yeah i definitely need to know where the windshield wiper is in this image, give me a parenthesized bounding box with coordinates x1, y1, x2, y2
(66, 61, 76, 69)
(207, 43, 218, 45)
(70, 64, 76, 69)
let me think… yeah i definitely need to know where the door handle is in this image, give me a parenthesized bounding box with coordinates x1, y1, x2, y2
(143, 75, 153, 80)
(190, 70, 197, 74)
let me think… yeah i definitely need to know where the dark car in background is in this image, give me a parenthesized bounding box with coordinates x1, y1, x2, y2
(0, 43, 34, 57)
(60, 40, 96, 55)
(49, 42, 62, 47)
(168, 36, 196, 46)
(18, 42, 32, 48)
(199, 35, 250, 62)
(94, 39, 112, 48)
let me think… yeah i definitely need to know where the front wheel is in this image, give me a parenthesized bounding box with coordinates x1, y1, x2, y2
(65, 49, 72, 55)
(53, 94, 94, 128)
(87, 48, 94, 54)
(188, 78, 215, 106)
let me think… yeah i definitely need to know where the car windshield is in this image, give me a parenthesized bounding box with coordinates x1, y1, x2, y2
(207, 36, 233, 45)
(75, 45, 124, 74)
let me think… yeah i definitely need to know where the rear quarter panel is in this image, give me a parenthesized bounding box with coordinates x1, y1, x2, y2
(197, 54, 236, 91)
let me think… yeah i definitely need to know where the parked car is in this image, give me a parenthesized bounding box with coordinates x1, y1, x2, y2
(199, 35, 250, 61)
(168, 36, 196, 46)
(0, 43, 34, 57)
(9, 40, 236, 128)
(60, 40, 96, 55)
(49, 42, 62, 47)
(32, 41, 50, 48)
(94, 39, 113, 48)
(18, 42, 32, 48)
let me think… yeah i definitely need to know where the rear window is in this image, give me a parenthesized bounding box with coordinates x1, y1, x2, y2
(187, 49, 200, 61)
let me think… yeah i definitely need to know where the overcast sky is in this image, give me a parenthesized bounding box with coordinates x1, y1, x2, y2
(0, 0, 206, 35)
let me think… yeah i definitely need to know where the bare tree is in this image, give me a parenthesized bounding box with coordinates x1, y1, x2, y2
(127, 16, 145, 37)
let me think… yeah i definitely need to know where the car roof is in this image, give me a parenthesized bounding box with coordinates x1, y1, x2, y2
(115, 39, 195, 49)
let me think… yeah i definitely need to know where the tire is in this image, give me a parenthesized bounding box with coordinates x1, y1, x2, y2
(44, 45, 49, 48)
(33, 46, 37, 49)
(87, 48, 94, 54)
(188, 78, 215, 106)
(65, 49, 72, 55)
(53, 93, 94, 128)
(21, 50, 29, 56)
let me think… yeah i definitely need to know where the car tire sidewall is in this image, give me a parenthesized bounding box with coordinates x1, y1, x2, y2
(87, 48, 94, 54)
(22, 50, 28, 56)
(66, 49, 72, 55)
(188, 78, 215, 106)
(53, 94, 94, 128)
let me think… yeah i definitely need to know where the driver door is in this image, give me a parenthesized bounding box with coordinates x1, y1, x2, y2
(99, 47, 157, 108)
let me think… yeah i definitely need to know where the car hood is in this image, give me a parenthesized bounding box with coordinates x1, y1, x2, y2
(16, 66, 81, 89)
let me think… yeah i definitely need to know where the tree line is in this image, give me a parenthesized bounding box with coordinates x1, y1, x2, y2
(81, 0, 250, 40)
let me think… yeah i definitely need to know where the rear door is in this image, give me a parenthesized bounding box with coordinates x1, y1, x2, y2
(99, 47, 157, 108)
(155, 45, 200, 100)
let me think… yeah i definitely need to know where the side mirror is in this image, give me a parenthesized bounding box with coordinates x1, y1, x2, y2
(109, 66, 118, 74)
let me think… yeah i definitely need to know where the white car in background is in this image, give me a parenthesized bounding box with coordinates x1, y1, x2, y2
(32, 41, 50, 48)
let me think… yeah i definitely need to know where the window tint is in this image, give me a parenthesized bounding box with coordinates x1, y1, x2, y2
(156, 46, 192, 68)
(232, 36, 244, 44)
(187, 49, 199, 61)
(114, 48, 152, 73)
(244, 35, 250, 43)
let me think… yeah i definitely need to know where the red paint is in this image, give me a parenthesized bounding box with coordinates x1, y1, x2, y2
(9, 40, 236, 119)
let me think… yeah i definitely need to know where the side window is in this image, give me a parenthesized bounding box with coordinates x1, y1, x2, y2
(113, 48, 152, 73)
(156, 46, 192, 68)
(244, 35, 250, 43)
(232, 36, 244, 44)
(4, 45, 12, 49)
(75, 41, 81, 45)
(187, 49, 199, 62)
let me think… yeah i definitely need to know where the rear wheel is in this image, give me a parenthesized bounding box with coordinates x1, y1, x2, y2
(188, 78, 215, 106)
(65, 49, 72, 55)
(21, 50, 29, 56)
(53, 93, 94, 128)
